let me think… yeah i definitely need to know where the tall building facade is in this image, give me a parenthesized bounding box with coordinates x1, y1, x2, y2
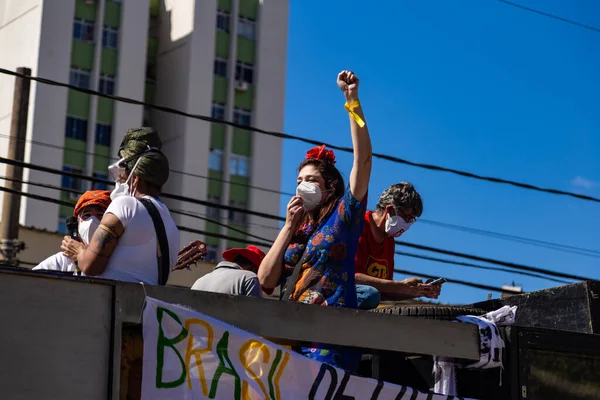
(0, 0, 288, 261)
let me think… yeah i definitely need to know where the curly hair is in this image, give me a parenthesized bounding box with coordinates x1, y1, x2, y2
(294, 158, 345, 238)
(375, 182, 423, 217)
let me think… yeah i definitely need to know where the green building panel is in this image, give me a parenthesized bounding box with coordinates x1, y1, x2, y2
(231, 128, 251, 156)
(206, 221, 221, 235)
(211, 124, 226, 150)
(147, 37, 159, 60)
(104, 1, 121, 28)
(71, 40, 95, 70)
(74, 0, 97, 21)
(150, 0, 160, 17)
(229, 176, 249, 202)
(101, 48, 118, 75)
(215, 31, 230, 58)
(234, 85, 253, 109)
(207, 171, 223, 197)
(59, 203, 74, 218)
(67, 90, 91, 118)
(236, 37, 255, 64)
(205, 235, 219, 246)
(218, 0, 232, 12)
(238, 0, 258, 19)
(145, 82, 156, 104)
(97, 98, 114, 124)
(63, 137, 87, 167)
(212, 77, 227, 104)
(227, 225, 248, 249)
(93, 145, 111, 171)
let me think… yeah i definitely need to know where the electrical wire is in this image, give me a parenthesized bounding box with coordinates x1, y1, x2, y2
(0, 184, 537, 293)
(0, 134, 600, 258)
(396, 240, 593, 281)
(497, 0, 600, 34)
(395, 250, 570, 284)
(0, 133, 294, 197)
(0, 156, 593, 282)
(1, 67, 599, 204)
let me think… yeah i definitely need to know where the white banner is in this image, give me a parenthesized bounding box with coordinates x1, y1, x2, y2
(142, 297, 475, 399)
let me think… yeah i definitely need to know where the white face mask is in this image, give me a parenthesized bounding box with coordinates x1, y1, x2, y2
(296, 181, 322, 211)
(78, 216, 101, 245)
(385, 214, 414, 237)
(110, 157, 142, 200)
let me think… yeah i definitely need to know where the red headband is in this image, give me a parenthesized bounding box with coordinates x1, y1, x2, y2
(305, 144, 336, 165)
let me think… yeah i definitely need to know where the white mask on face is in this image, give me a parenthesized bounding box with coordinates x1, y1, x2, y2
(78, 216, 101, 245)
(110, 157, 142, 200)
(296, 181, 323, 211)
(385, 214, 414, 237)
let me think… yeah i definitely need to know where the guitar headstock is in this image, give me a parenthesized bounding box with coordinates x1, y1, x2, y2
(174, 240, 208, 270)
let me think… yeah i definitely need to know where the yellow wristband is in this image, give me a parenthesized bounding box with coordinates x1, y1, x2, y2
(344, 100, 366, 128)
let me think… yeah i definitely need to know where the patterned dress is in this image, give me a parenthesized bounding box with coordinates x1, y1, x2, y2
(282, 185, 367, 371)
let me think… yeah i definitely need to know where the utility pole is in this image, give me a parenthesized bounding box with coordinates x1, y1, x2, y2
(0, 67, 31, 265)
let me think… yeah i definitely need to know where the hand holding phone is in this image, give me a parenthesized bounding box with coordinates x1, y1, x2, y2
(426, 277, 447, 285)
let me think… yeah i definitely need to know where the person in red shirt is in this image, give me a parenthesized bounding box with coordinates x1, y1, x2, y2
(355, 182, 441, 309)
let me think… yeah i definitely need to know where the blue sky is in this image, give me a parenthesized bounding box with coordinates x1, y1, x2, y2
(278, 0, 600, 305)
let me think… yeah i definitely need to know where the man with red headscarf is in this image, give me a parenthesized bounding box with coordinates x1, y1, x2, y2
(33, 190, 111, 272)
(191, 245, 270, 297)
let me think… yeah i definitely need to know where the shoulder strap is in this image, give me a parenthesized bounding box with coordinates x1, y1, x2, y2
(138, 198, 170, 285)
(280, 254, 305, 301)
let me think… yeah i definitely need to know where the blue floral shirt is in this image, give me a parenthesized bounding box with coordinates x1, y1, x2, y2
(282, 186, 367, 371)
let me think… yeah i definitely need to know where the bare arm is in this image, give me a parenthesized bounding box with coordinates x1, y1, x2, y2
(356, 273, 441, 300)
(338, 71, 372, 201)
(77, 213, 124, 276)
(258, 197, 304, 289)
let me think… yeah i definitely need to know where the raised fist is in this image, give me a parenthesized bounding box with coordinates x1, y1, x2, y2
(337, 70, 359, 102)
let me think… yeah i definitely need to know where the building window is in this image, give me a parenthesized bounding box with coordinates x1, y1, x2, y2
(205, 245, 218, 262)
(209, 149, 223, 172)
(69, 68, 91, 89)
(230, 154, 249, 177)
(235, 62, 254, 85)
(62, 165, 85, 199)
(99, 74, 115, 95)
(238, 18, 256, 40)
(214, 58, 227, 78)
(211, 103, 225, 120)
(65, 116, 88, 141)
(73, 19, 95, 43)
(207, 195, 221, 219)
(216, 11, 230, 32)
(57, 218, 68, 235)
(102, 26, 119, 49)
(228, 200, 247, 225)
(95, 123, 112, 146)
(92, 172, 108, 190)
(233, 107, 251, 126)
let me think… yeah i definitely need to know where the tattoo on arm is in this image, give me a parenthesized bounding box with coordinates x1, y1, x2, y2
(94, 228, 117, 251)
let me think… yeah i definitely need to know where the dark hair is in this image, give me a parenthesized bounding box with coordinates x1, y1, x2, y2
(295, 158, 345, 238)
(375, 182, 423, 217)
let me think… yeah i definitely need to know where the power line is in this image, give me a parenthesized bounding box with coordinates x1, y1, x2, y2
(395, 250, 570, 284)
(393, 268, 523, 294)
(420, 219, 600, 258)
(1, 67, 599, 204)
(396, 240, 593, 281)
(0, 185, 533, 293)
(497, 0, 600, 34)
(0, 133, 293, 197)
(0, 156, 593, 282)
(3, 133, 599, 257)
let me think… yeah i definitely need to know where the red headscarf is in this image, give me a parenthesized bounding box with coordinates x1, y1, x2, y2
(305, 144, 336, 164)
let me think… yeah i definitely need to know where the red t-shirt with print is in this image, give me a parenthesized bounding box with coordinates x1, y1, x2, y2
(355, 211, 395, 280)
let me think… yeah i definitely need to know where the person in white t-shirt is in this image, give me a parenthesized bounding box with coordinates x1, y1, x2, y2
(34, 190, 111, 273)
(61, 128, 180, 285)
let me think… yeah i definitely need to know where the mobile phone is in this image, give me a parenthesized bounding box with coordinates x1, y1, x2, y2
(428, 277, 447, 285)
